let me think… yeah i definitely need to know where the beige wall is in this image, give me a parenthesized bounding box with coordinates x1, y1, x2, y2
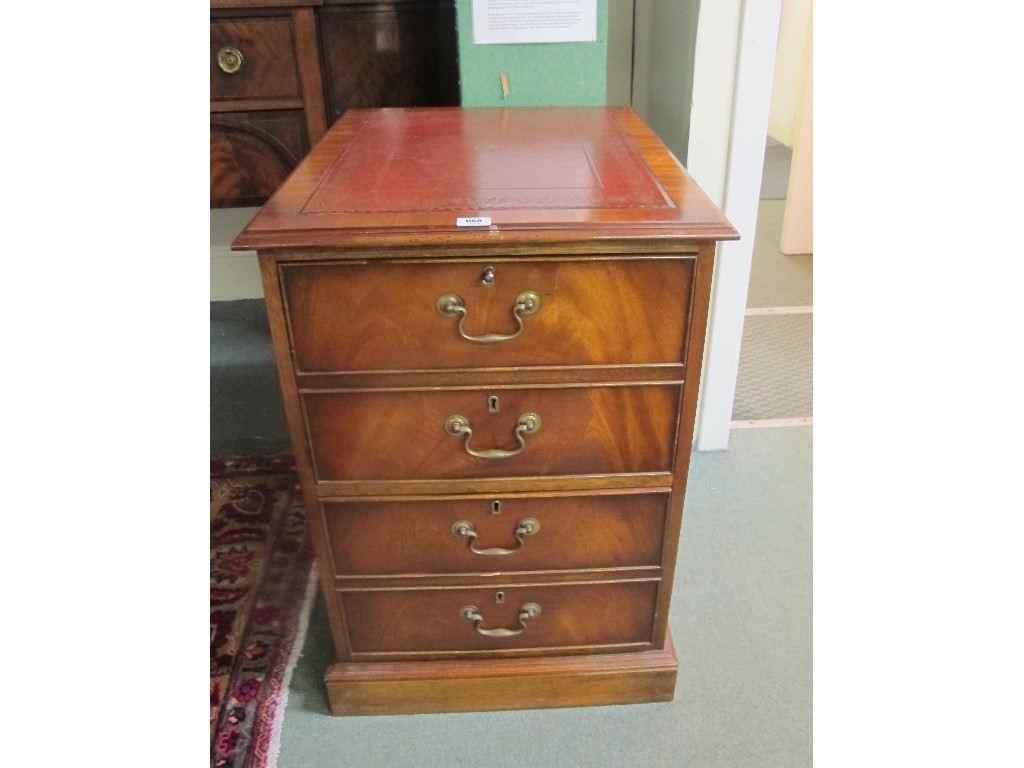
(781, 26, 812, 255)
(768, 0, 811, 146)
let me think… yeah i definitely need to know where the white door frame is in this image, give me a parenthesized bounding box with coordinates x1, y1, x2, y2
(688, 0, 785, 450)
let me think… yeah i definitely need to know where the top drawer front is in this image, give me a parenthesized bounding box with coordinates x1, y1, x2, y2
(211, 18, 300, 101)
(281, 258, 693, 374)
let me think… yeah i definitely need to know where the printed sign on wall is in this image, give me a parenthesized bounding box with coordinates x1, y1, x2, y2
(472, 0, 598, 44)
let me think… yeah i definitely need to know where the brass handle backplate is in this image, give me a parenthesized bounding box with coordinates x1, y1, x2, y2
(445, 413, 540, 459)
(437, 291, 541, 343)
(459, 603, 541, 637)
(451, 518, 539, 555)
(217, 46, 244, 74)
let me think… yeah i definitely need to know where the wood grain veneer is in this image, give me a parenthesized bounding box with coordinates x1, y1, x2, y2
(211, 111, 308, 208)
(210, 4, 326, 207)
(281, 257, 694, 373)
(210, 17, 301, 100)
(318, 1, 459, 123)
(323, 490, 669, 576)
(340, 579, 659, 656)
(303, 385, 680, 481)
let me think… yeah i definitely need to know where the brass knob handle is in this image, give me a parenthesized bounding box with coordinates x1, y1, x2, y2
(445, 413, 541, 459)
(451, 518, 540, 555)
(459, 603, 541, 637)
(217, 46, 244, 74)
(436, 291, 541, 343)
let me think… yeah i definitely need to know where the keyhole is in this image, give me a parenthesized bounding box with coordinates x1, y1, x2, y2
(495, 591, 505, 604)
(488, 395, 499, 412)
(491, 500, 502, 515)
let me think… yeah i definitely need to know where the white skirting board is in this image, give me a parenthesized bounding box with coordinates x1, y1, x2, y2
(211, 247, 263, 301)
(211, 207, 263, 301)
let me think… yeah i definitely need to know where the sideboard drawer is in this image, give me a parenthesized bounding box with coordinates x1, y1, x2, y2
(211, 110, 309, 208)
(211, 17, 301, 101)
(281, 258, 695, 373)
(324, 491, 669, 576)
(340, 580, 659, 655)
(318, 2, 460, 122)
(303, 385, 680, 482)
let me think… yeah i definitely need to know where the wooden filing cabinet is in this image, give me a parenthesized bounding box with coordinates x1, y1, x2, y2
(234, 107, 738, 715)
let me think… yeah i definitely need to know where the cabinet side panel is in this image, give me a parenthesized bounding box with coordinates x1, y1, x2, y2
(651, 243, 717, 647)
(258, 254, 353, 659)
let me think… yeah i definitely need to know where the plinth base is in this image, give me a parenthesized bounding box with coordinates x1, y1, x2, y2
(324, 631, 678, 716)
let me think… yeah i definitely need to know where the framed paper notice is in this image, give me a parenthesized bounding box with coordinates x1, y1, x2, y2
(472, 0, 598, 45)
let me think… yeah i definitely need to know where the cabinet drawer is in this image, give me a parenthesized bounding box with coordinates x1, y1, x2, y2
(304, 384, 679, 482)
(281, 259, 694, 373)
(211, 18, 301, 101)
(340, 580, 658, 655)
(324, 491, 669, 576)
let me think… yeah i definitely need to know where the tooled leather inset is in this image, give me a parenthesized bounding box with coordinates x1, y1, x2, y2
(301, 109, 676, 214)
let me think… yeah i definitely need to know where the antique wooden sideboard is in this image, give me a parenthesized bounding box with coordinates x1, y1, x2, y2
(211, 0, 459, 207)
(234, 106, 738, 715)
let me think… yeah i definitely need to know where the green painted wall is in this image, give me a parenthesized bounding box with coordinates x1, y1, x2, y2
(630, 0, 701, 163)
(455, 0, 609, 107)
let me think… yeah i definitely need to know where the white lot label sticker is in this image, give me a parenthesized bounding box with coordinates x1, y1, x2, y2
(456, 217, 492, 227)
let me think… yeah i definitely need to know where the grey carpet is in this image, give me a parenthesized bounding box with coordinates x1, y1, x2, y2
(210, 299, 290, 456)
(759, 138, 792, 200)
(276, 426, 812, 768)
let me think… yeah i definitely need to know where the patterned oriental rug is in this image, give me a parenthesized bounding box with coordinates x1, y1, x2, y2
(210, 455, 317, 768)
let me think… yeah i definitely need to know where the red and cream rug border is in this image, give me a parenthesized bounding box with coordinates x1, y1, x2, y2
(210, 454, 317, 768)
(252, 565, 318, 768)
